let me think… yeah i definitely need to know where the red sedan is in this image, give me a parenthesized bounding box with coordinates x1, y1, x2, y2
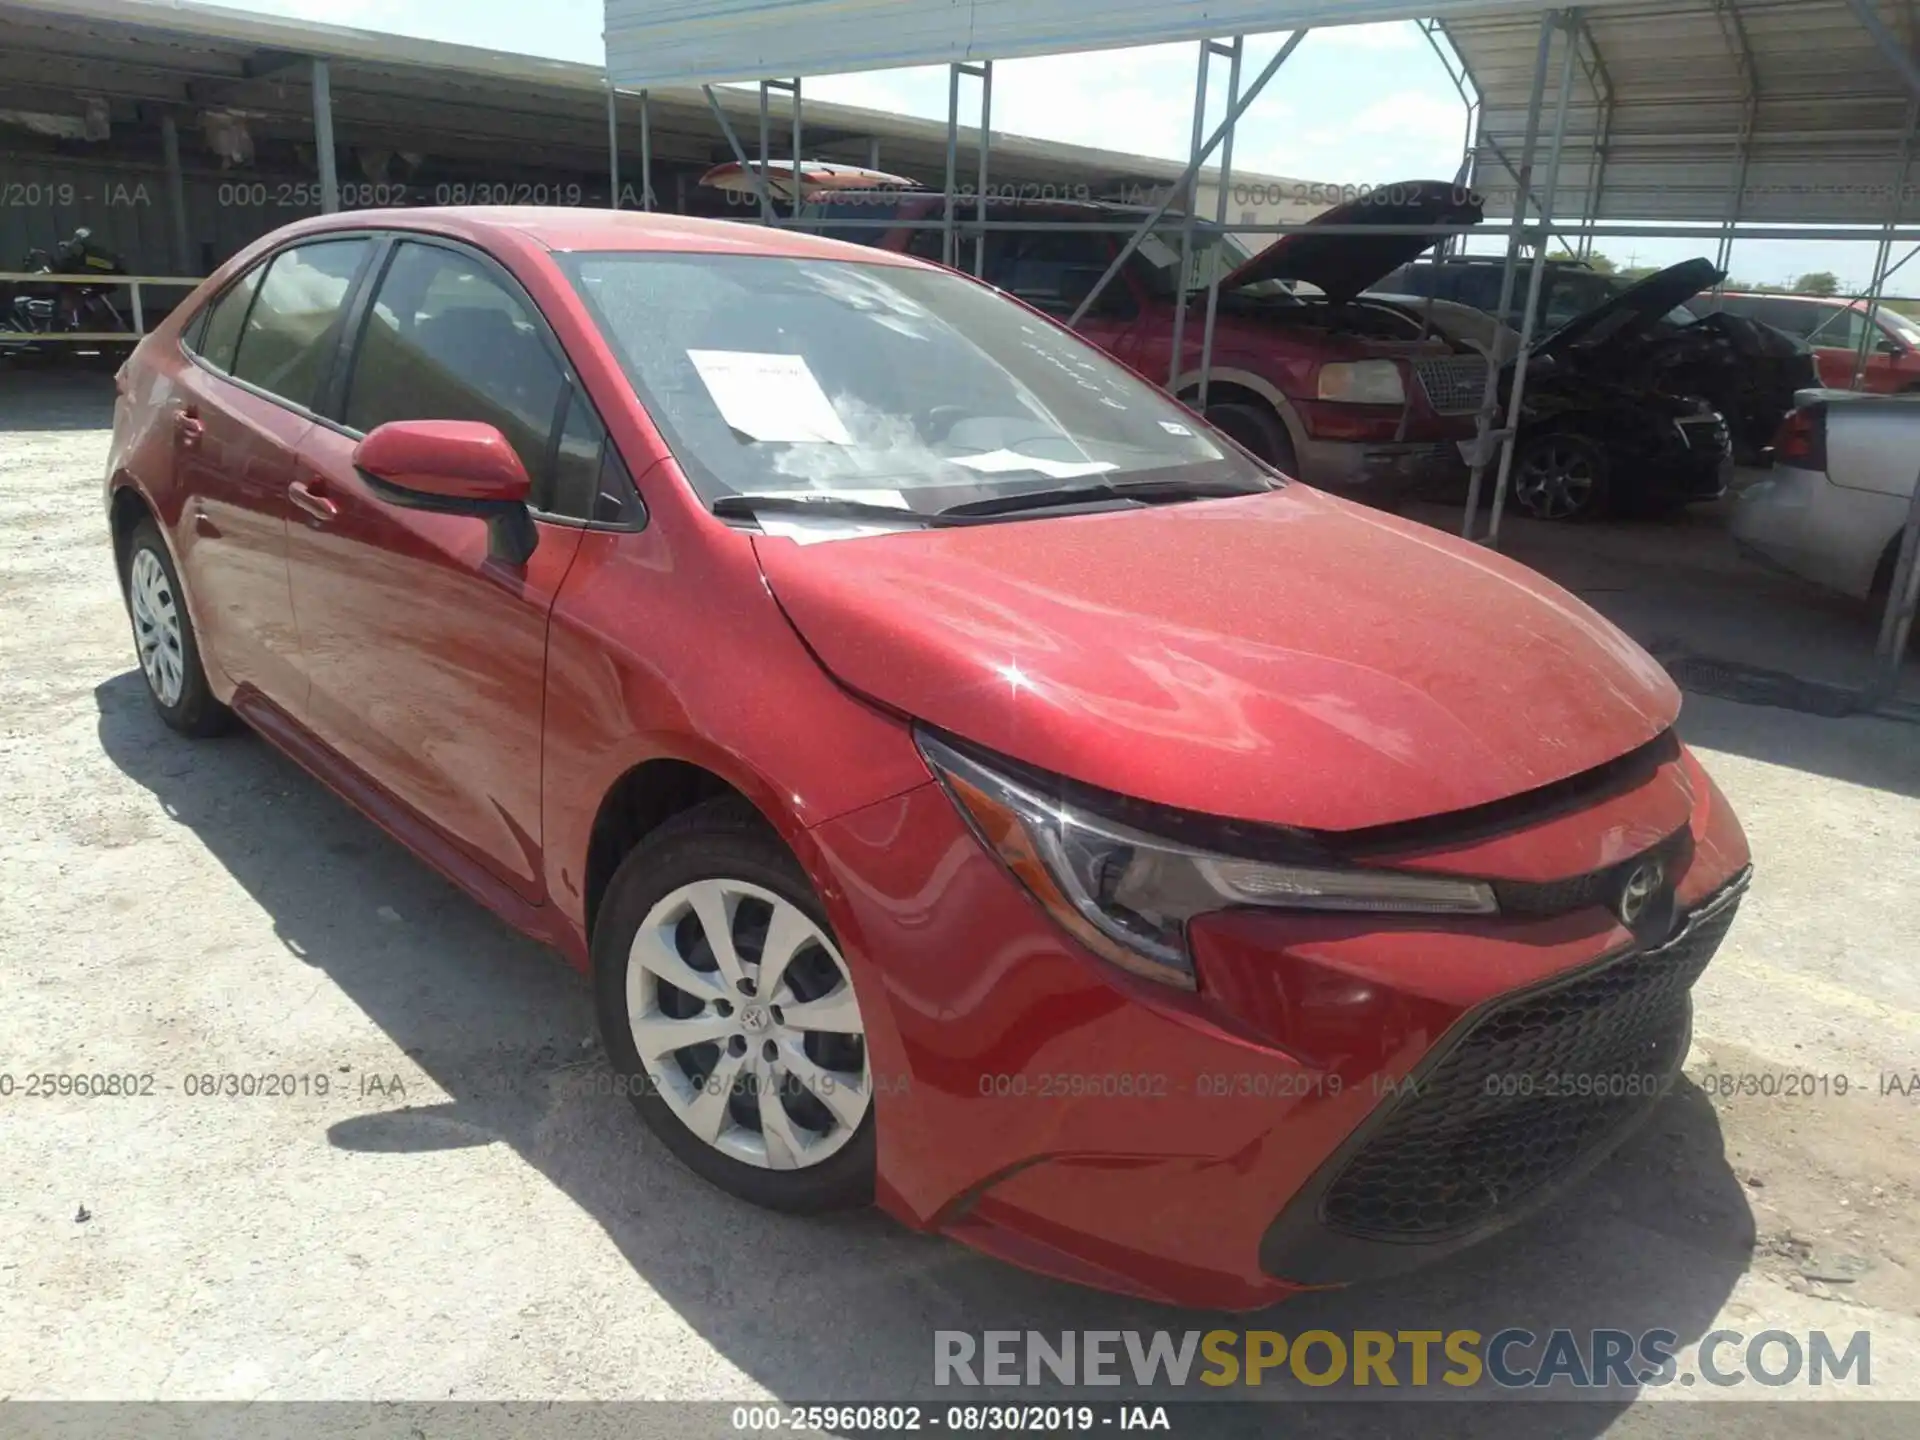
(106, 208, 1751, 1310)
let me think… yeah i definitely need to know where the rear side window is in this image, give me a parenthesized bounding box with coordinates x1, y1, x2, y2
(230, 239, 373, 410)
(344, 241, 580, 514)
(192, 266, 264, 372)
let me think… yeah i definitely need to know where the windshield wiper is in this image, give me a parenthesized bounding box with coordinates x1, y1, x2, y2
(937, 475, 1268, 521)
(712, 493, 949, 526)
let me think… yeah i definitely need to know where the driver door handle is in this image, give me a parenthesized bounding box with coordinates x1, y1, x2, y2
(174, 410, 205, 447)
(288, 477, 339, 523)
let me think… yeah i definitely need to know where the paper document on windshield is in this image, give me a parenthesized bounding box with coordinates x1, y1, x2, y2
(951, 449, 1118, 481)
(688, 350, 853, 444)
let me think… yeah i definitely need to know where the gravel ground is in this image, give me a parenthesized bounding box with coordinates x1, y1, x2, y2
(2, 368, 1918, 1435)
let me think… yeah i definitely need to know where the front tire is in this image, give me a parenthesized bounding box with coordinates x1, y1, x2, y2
(593, 799, 876, 1214)
(123, 519, 232, 737)
(1204, 401, 1298, 476)
(1510, 431, 1612, 521)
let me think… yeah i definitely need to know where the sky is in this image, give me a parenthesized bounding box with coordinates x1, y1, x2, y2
(246, 0, 1892, 290)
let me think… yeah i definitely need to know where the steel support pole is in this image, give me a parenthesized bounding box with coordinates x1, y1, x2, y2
(974, 62, 993, 278)
(1853, 98, 1917, 389)
(159, 112, 190, 277)
(1068, 28, 1307, 328)
(1461, 11, 1557, 538)
(606, 74, 620, 209)
(1168, 41, 1214, 388)
(944, 64, 961, 268)
(1716, 98, 1757, 279)
(704, 86, 775, 218)
(639, 90, 653, 210)
(792, 79, 804, 219)
(1876, 463, 1920, 670)
(1197, 39, 1244, 409)
(1488, 10, 1580, 549)
(757, 83, 774, 224)
(311, 58, 339, 215)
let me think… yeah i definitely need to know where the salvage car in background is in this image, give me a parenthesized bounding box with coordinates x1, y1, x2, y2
(1377, 253, 1646, 333)
(1498, 260, 1815, 520)
(1732, 391, 1920, 604)
(108, 206, 1751, 1310)
(773, 173, 1492, 509)
(1709, 291, 1920, 394)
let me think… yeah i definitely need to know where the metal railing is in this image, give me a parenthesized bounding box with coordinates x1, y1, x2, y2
(0, 270, 205, 343)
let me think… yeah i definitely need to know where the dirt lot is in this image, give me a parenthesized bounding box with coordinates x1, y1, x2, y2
(2, 369, 1918, 1434)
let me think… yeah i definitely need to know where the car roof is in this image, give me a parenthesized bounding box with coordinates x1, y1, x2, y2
(1722, 291, 1847, 307)
(266, 206, 930, 266)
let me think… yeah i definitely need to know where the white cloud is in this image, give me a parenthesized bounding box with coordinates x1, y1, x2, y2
(1350, 91, 1470, 137)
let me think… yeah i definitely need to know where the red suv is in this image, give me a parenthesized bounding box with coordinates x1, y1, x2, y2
(792, 180, 1493, 507)
(1714, 290, 1920, 393)
(108, 207, 1751, 1310)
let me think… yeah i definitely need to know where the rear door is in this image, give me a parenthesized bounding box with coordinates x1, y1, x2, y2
(285, 236, 609, 900)
(171, 237, 374, 710)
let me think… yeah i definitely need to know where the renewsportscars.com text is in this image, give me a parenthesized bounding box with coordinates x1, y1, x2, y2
(934, 1328, 1871, 1391)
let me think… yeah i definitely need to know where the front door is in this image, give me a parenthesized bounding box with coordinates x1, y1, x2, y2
(284, 238, 599, 900)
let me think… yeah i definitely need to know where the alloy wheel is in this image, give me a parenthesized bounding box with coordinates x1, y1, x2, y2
(129, 547, 185, 707)
(1513, 441, 1598, 521)
(626, 878, 869, 1171)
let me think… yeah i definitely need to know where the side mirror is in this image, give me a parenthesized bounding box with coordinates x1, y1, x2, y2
(1877, 337, 1904, 356)
(353, 419, 538, 565)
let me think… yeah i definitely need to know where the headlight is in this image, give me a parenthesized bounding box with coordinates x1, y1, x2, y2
(918, 732, 1498, 990)
(1316, 360, 1407, 406)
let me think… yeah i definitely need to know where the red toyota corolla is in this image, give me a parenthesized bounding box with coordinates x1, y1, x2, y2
(107, 208, 1751, 1310)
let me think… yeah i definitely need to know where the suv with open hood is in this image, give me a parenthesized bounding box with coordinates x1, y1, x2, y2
(756, 175, 1492, 508)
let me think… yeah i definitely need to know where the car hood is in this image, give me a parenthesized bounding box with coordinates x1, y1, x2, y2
(1220, 180, 1485, 303)
(753, 489, 1679, 834)
(1531, 257, 1724, 363)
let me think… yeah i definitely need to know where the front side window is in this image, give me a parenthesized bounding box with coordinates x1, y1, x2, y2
(345, 242, 569, 509)
(230, 239, 372, 410)
(564, 252, 1265, 514)
(1806, 306, 1867, 350)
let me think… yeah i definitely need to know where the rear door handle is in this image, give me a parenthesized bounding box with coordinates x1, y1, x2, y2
(288, 478, 339, 523)
(174, 410, 205, 447)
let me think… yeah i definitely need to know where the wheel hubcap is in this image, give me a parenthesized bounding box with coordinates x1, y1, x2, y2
(1515, 444, 1595, 520)
(128, 547, 185, 707)
(626, 878, 870, 1171)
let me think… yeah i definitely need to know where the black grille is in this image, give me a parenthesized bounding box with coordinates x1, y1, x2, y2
(1320, 884, 1744, 1242)
(1492, 829, 1692, 920)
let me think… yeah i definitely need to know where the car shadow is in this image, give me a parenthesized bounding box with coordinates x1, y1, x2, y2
(95, 670, 1754, 1430)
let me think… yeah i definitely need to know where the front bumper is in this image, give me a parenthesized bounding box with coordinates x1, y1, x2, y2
(806, 751, 1752, 1311)
(1293, 434, 1467, 509)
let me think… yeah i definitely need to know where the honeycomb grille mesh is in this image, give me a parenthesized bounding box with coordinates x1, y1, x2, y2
(1412, 356, 1490, 415)
(1321, 896, 1741, 1241)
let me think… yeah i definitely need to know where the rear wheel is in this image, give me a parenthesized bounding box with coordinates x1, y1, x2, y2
(593, 800, 875, 1214)
(1204, 401, 1297, 476)
(123, 520, 232, 737)
(1510, 432, 1612, 522)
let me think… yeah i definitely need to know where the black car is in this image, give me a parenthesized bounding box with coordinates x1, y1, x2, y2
(1500, 259, 1818, 521)
(1377, 255, 1634, 332)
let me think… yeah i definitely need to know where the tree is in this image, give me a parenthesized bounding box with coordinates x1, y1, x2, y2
(1794, 271, 1840, 297)
(1546, 248, 1616, 274)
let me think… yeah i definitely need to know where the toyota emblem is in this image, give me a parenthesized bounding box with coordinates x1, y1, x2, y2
(1617, 859, 1666, 928)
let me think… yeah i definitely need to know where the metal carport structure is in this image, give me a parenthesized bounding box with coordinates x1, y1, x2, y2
(603, 0, 1920, 705)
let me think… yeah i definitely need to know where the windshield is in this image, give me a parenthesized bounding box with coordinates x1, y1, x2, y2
(563, 252, 1266, 510)
(1881, 307, 1920, 345)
